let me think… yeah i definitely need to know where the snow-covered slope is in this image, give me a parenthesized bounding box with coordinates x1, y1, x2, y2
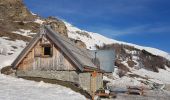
(0, 37, 26, 68)
(0, 74, 86, 100)
(64, 22, 170, 61)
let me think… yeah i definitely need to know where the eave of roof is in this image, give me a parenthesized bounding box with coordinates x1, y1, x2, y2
(12, 33, 41, 68)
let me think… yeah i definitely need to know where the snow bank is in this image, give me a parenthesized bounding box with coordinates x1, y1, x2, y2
(0, 37, 26, 68)
(133, 67, 170, 84)
(0, 74, 86, 100)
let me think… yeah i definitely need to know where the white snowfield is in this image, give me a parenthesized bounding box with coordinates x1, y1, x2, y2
(0, 74, 86, 100)
(0, 37, 26, 68)
(64, 21, 170, 61)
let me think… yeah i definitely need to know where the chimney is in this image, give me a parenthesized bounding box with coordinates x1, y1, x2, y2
(94, 51, 100, 70)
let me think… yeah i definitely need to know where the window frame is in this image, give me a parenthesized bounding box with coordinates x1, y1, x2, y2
(41, 44, 53, 58)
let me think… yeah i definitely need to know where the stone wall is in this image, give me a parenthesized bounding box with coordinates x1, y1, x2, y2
(79, 73, 91, 92)
(79, 72, 103, 94)
(16, 70, 103, 94)
(16, 70, 79, 83)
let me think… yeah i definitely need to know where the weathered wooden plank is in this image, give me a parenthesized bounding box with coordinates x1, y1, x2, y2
(17, 36, 76, 71)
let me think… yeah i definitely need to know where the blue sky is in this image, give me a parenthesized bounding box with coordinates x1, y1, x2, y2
(24, 0, 170, 53)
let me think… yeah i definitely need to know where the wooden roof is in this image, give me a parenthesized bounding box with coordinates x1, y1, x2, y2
(12, 25, 98, 72)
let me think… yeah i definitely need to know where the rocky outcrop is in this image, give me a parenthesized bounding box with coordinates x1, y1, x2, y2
(0, 0, 68, 42)
(69, 38, 87, 49)
(0, 0, 38, 40)
(45, 17, 68, 37)
(0, 0, 35, 21)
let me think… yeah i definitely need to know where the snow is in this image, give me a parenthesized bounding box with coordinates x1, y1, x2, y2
(64, 21, 170, 61)
(12, 29, 36, 37)
(31, 12, 37, 16)
(34, 18, 45, 24)
(119, 56, 170, 84)
(64, 22, 108, 50)
(103, 76, 113, 82)
(120, 57, 170, 84)
(112, 67, 120, 79)
(0, 37, 26, 68)
(133, 67, 170, 84)
(0, 74, 86, 100)
(112, 76, 142, 88)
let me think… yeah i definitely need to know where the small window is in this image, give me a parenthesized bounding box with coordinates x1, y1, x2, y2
(44, 46, 52, 56)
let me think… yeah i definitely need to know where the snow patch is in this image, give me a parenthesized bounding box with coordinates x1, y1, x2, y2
(133, 68, 170, 84)
(12, 29, 36, 37)
(0, 37, 26, 68)
(109, 76, 143, 89)
(31, 12, 37, 16)
(34, 18, 45, 24)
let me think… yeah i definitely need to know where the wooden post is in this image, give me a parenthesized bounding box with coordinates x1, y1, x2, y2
(92, 71, 97, 100)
